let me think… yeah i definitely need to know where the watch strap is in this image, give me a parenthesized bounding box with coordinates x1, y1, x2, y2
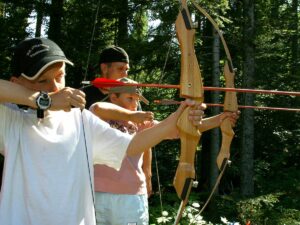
(36, 91, 51, 119)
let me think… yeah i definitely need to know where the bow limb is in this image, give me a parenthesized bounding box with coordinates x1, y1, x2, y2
(192, 1, 238, 170)
(173, 0, 204, 224)
(217, 61, 238, 169)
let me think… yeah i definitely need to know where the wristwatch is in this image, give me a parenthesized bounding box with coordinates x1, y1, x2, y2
(36, 91, 52, 119)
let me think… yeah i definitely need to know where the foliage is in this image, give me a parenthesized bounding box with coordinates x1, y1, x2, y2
(236, 192, 300, 225)
(0, 0, 300, 224)
(0, 0, 32, 79)
(149, 192, 242, 225)
(149, 185, 300, 225)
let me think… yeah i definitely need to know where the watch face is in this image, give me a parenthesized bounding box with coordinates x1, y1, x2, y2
(37, 92, 51, 110)
(39, 98, 50, 107)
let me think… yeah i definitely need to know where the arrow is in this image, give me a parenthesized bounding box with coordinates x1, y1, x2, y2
(82, 78, 300, 97)
(154, 100, 300, 112)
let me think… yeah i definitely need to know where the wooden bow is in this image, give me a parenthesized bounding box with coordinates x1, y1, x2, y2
(173, 1, 204, 224)
(177, 3, 238, 218)
(192, 1, 238, 173)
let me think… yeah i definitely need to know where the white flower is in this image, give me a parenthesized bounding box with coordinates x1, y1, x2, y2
(221, 217, 229, 224)
(187, 212, 193, 219)
(161, 211, 168, 216)
(220, 217, 240, 225)
(192, 202, 201, 208)
(156, 216, 172, 224)
(194, 214, 203, 221)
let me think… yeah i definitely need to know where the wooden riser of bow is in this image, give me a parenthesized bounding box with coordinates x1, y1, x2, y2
(173, 0, 204, 224)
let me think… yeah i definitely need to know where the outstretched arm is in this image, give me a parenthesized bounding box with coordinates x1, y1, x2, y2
(90, 102, 154, 123)
(199, 111, 240, 132)
(126, 100, 205, 156)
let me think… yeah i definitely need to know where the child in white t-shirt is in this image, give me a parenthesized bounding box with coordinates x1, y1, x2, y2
(0, 38, 208, 225)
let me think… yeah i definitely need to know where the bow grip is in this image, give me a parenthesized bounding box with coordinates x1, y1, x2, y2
(173, 1, 204, 201)
(174, 109, 201, 200)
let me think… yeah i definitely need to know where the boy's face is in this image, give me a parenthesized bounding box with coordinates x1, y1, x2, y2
(101, 62, 129, 80)
(11, 62, 66, 92)
(110, 92, 140, 111)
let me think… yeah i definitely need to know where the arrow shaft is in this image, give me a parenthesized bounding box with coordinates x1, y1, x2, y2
(83, 79, 300, 97)
(154, 100, 300, 112)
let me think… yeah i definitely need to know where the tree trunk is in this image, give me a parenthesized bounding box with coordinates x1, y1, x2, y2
(48, 0, 63, 44)
(116, 0, 128, 46)
(241, 0, 255, 196)
(35, 0, 45, 37)
(290, 0, 298, 77)
(210, 28, 221, 192)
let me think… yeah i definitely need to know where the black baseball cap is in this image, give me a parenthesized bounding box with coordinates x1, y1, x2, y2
(99, 46, 129, 64)
(11, 38, 73, 80)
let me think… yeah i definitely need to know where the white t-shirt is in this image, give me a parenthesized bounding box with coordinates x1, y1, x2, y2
(0, 104, 132, 225)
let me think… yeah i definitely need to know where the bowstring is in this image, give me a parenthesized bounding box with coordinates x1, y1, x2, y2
(188, 2, 236, 222)
(81, 113, 97, 221)
(83, 0, 101, 82)
(153, 28, 176, 216)
(134, 8, 176, 213)
(188, 160, 229, 225)
(153, 148, 163, 213)
(81, 0, 101, 223)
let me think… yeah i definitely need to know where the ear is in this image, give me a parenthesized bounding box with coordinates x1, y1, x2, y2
(10, 76, 20, 84)
(100, 63, 108, 78)
(109, 93, 119, 103)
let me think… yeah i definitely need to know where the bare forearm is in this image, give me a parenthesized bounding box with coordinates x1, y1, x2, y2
(199, 112, 238, 132)
(90, 102, 154, 123)
(90, 102, 132, 121)
(0, 80, 86, 111)
(127, 118, 173, 156)
(142, 148, 152, 177)
(0, 80, 37, 107)
(127, 100, 206, 155)
(143, 148, 153, 197)
(199, 114, 223, 132)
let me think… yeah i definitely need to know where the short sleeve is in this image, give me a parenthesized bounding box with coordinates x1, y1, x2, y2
(83, 110, 132, 170)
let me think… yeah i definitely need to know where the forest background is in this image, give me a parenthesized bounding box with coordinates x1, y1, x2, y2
(0, 0, 299, 224)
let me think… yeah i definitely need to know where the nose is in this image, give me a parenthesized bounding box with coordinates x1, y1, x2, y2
(132, 100, 139, 110)
(47, 80, 60, 92)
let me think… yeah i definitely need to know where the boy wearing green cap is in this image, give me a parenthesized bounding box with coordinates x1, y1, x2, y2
(92, 77, 155, 225)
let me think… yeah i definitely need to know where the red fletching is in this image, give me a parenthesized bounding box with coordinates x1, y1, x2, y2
(91, 78, 127, 88)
